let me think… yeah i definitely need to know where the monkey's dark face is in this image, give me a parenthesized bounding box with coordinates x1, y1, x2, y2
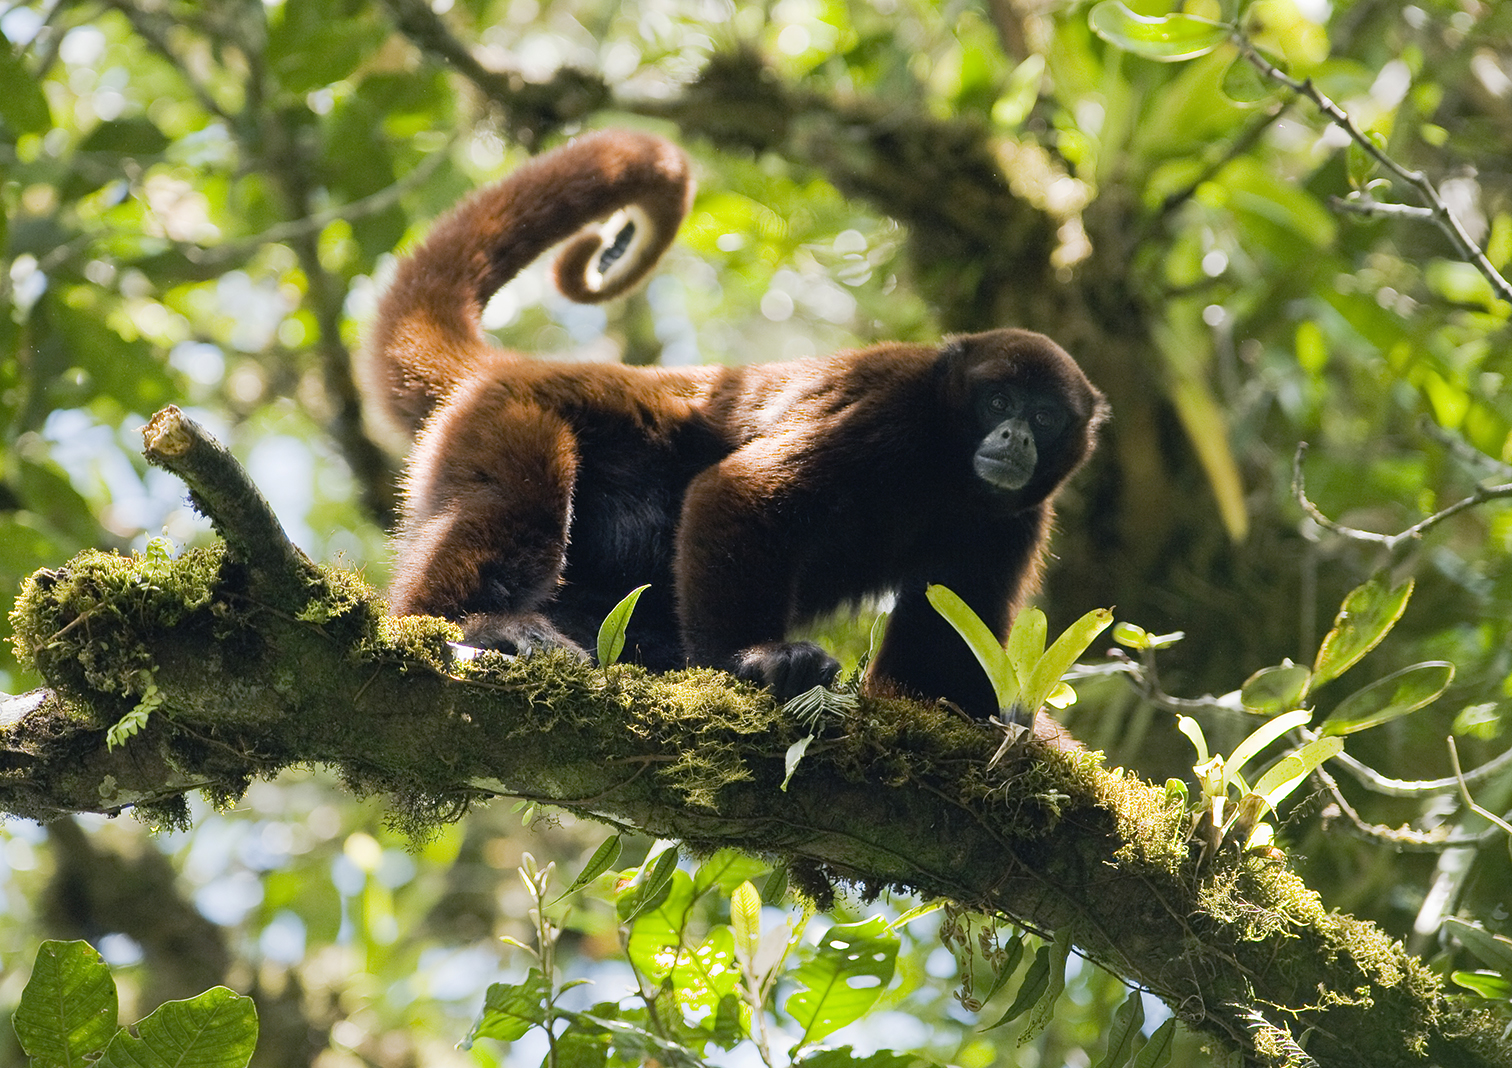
(971, 384, 1073, 491)
(938, 329, 1106, 503)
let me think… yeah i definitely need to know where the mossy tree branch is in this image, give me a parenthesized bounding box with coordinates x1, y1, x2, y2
(2, 410, 1506, 1068)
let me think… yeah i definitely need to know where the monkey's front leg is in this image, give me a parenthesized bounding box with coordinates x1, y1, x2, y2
(674, 455, 840, 700)
(390, 379, 585, 658)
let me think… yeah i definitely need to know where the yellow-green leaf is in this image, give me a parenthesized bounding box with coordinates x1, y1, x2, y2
(1312, 577, 1414, 686)
(1319, 661, 1453, 736)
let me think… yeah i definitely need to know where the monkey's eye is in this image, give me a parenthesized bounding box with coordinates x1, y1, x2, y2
(1032, 409, 1061, 431)
(988, 394, 1009, 414)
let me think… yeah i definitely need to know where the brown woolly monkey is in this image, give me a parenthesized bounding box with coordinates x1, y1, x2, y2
(364, 128, 1108, 726)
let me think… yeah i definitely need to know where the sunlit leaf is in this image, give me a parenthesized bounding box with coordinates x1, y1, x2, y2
(618, 845, 681, 923)
(1312, 576, 1414, 686)
(1089, 2, 1232, 61)
(623, 870, 694, 980)
(1240, 663, 1311, 716)
(551, 835, 622, 904)
(731, 880, 762, 963)
(1224, 708, 1312, 790)
(786, 917, 898, 1045)
(1451, 971, 1512, 1000)
(1444, 919, 1512, 974)
(1251, 735, 1343, 812)
(693, 848, 769, 895)
(597, 584, 649, 667)
(1176, 715, 1210, 765)
(14, 941, 119, 1068)
(782, 733, 814, 791)
(466, 971, 550, 1046)
(98, 988, 256, 1068)
(927, 584, 1016, 709)
(1008, 606, 1048, 680)
(1319, 661, 1453, 736)
(1023, 608, 1113, 716)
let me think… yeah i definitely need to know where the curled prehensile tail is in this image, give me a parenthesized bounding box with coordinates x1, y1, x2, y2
(364, 129, 694, 437)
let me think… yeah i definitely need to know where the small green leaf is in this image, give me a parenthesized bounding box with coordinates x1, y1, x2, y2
(1164, 778, 1189, 810)
(888, 899, 945, 931)
(1089, 1, 1232, 61)
(692, 848, 769, 895)
(1251, 735, 1343, 812)
(1022, 608, 1113, 715)
(1444, 919, 1512, 974)
(1023, 926, 1072, 1042)
(14, 940, 120, 1068)
(596, 584, 649, 667)
(1176, 715, 1210, 765)
(1220, 53, 1276, 102)
(782, 734, 814, 791)
(980, 932, 1026, 1004)
(1451, 971, 1512, 1000)
(786, 917, 898, 1045)
(1092, 990, 1144, 1068)
(550, 835, 622, 904)
(1134, 1017, 1178, 1068)
(927, 585, 1016, 709)
(1239, 663, 1312, 716)
(465, 971, 551, 1046)
(99, 987, 257, 1068)
(1224, 708, 1312, 790)
(731, 880, 762, 963)
(1319, 661, 1454, 736)
(1312, 577, 1414, 687)
(619, 844, 680, 923)
(1112, 622, 1150, 649)
(982, 943, 1050, 1030)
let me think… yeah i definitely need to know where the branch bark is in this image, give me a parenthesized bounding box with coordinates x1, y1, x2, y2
(2, 410, 1506, 1068)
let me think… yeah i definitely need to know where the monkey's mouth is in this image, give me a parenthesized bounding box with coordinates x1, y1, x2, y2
(973, 454, 1034, 491)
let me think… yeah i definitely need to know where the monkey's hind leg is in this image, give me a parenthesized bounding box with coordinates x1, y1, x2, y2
(390, 376, 585, 658)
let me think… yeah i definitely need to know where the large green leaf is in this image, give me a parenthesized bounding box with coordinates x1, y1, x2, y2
(1239, 663, 1312, 716)
(1319, 662, 1453, 736)
(1022, 607, 1113, 715)
(926, 584, 1016, 709)
(785, 917, 898, 1045)
(1088, 2, 1231, 61)
(1251, 735, 1343, 813)
(623, 869, 694, 982)
(99, 987, 257, 1068)
(1224, 708, 1312, 791)
(13, 941, 119, 1068)
(465, 971, 550, 1045)
(1092, 991, 1144, 1068)
(1312, 577, 1414, 687)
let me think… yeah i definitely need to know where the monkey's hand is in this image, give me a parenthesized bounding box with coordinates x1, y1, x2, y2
(732, 641, 841, 703)
(460, 612, 589, 660)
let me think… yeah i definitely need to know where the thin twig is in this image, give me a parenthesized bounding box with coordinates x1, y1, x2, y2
(1292, 441, 1512, 556)
(1238, 39, 1512, 307)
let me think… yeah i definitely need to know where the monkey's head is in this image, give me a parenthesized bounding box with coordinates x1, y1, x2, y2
(940, 329, 1107, 506)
